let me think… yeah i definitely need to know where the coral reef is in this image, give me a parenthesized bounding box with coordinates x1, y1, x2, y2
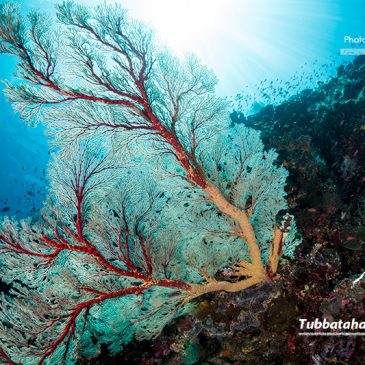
(95, 56, 365, 365)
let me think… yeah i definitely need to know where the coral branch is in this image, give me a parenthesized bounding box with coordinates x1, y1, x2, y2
(41, 233, 147, 280)
(186, 276, 265, 302)
(204, 183, 266, 279)
(37, 283, 153, 365)
(0, 347, 18, 365)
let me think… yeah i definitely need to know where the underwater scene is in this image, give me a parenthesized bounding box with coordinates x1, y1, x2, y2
(0, 0, 364, 364)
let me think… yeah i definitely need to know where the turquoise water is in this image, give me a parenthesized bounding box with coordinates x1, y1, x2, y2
(0, 0, 364, 218)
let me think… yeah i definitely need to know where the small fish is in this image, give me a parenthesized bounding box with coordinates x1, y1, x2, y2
(244, 194, 253, 211)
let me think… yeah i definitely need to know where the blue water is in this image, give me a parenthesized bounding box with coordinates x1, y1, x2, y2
(0, 0, 364, 218)
(0, 55, 49, 218)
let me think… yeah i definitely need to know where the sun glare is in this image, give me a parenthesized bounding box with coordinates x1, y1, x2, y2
(34, 0, 341, 96)
(123, 0, 227, 56)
